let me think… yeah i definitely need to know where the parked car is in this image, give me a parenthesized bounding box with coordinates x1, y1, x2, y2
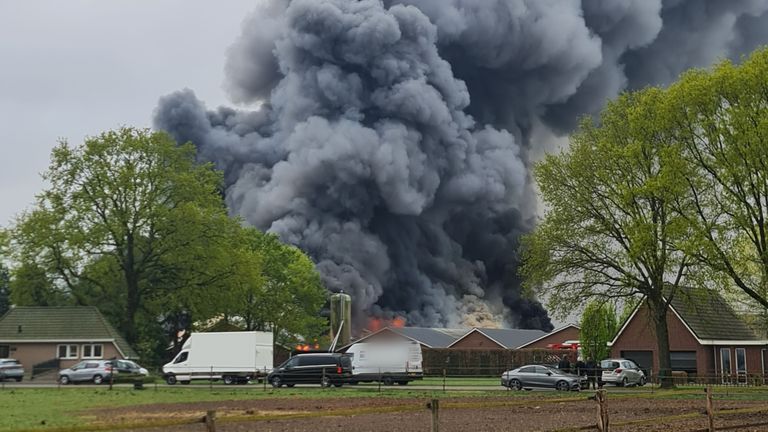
(267, 353, 352, 388)
(0, 359, 25, 382)
(600, 358, 646, 387)
(501, 365, 586, 391)
(109, 359, 149, 379)
(59, 360, 115, 384)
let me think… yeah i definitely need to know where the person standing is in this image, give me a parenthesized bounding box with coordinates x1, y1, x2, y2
(558, 354, 571, 374)
(585, 357, 599, 389)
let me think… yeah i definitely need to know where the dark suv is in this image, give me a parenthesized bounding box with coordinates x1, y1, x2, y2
(268, 353, 352, 388)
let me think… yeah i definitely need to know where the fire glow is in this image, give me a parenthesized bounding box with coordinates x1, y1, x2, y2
(367, 316, 406, 332)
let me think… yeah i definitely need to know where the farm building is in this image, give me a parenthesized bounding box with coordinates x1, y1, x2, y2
(0, 306, 138, 378)
(609, 288, 768, 382)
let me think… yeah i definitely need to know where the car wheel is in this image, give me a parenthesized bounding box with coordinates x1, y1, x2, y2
(271, 376, 283, 388)
(639, 376, 647, 387)
(223, 375, 235, 385)
(509, 379, 522, 391)
(59, 375, 70, 385)
(621, 377, 628, 387)
(555, 380, 570, 391)
(382, 376, 394, 386)
(166, 375, 177, 385)
(93, 375, 104, 385)
(321, 376, 332, 388)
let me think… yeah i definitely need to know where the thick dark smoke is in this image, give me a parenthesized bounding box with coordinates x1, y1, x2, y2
(154, 0, 768, 331)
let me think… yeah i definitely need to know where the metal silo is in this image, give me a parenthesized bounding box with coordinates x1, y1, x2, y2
(330, 291, 352, 349)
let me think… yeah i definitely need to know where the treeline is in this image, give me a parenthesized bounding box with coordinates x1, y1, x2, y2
(522, 47, 768, 387)
(0, 128, 327, 366)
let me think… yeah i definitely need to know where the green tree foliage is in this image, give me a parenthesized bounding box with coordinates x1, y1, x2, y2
(0, 264, 9, 317)
(10, 127, 244, 346)
(579, 301, 618, 362)
(227, 228, 327, 347)
(0, 231, 9, 316)
(667, 48, 768, 329)
(521, 88, 692, 388)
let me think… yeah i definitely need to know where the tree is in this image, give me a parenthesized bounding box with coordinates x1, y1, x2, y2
(228, 228, 327, 348)
(579, 301, 618, 362)
(0, 231, 9, 316)
(10, 127, 243, 345)
(0, 263, 9, 317)
(667, 48, 768, 330)
(521, 88, 691, 388)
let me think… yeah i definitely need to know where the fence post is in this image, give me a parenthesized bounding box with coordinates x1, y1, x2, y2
(706, 386, 714, 432)
(322, 367, 326, 389)
(442, 369, 446, 392)
(205, 410, 217, 432)
(378, 368, 381, 393)
(429, 399, 439, 432)
(595, 389, 609, 432)
(263, 366, 267, 391)
(210, 366, 213, 392)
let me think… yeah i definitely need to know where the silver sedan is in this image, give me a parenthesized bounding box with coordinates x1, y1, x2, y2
(501, 365, 586, 391)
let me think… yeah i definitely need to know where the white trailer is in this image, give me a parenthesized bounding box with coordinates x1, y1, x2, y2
(345, 340, 423, 385)
(162, 331, 273, 385)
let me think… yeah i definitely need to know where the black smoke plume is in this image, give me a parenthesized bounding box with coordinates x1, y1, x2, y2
(154, 0, 768, 331)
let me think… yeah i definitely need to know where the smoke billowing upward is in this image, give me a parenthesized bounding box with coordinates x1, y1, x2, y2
(154, 0, 768, 332)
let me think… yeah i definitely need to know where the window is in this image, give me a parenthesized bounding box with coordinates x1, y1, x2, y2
(0, 345, 9, 358)
(720, 348, 732, 381)
(57, 344, 78, 359)
(535, 366, 552, 374)
(519, 366, 536, 373)
(82, 344, 103, 359)
(173, 351, 189, 364)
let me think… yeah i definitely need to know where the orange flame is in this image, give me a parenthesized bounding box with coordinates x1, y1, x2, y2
(367, 316, 406, 331)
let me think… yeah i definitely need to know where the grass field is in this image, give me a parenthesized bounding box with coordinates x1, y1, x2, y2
(2, 384, 767, 431)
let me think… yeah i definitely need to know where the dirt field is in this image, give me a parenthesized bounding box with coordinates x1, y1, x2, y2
(89, 393, 768, 432)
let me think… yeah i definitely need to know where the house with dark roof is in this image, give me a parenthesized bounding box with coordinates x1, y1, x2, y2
(340, 327, 468, 350)
(448, 328, 548, 349)
(609, 289, 768, 382)
(517, 324, 581, 349)
(0, 306, 138, 376)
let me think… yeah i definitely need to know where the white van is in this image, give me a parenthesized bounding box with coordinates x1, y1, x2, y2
(345, 341, 423, 385)
(162, 331, 273, 385)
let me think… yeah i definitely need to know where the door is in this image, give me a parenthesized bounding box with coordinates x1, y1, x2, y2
(534, 366, 556, 388)
(280, 357, 301, 384)
(735, 348, 747, 384)
(516, 366, 537, 387)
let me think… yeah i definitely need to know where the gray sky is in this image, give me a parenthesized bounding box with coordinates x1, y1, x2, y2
(0, 0, 258, 227)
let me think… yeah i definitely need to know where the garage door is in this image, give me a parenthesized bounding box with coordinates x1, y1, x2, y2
(670, 351, 697, 374)
(620, 350, 653, 376)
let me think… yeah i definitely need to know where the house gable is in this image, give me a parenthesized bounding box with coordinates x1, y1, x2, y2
(449, 329, 505, 349)
(518, 325, 581, 349)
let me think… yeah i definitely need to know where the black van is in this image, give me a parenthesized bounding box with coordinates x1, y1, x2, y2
(268, 353, 352, 388)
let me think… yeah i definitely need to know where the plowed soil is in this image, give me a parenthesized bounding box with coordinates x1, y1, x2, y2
(89, 394, 768, 432)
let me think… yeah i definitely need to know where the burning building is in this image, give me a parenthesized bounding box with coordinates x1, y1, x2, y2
(154, 0, 768, 332)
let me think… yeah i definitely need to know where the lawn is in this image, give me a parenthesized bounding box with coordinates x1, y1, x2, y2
(0, 386, 545, 431)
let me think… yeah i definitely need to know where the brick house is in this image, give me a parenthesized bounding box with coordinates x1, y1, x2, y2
(517, 324, 581, 349)
(448, 328, 548, 349)
(0, 306, 138, 378)
(609, 289, 768, 382)
(341, 327, 468, 350)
